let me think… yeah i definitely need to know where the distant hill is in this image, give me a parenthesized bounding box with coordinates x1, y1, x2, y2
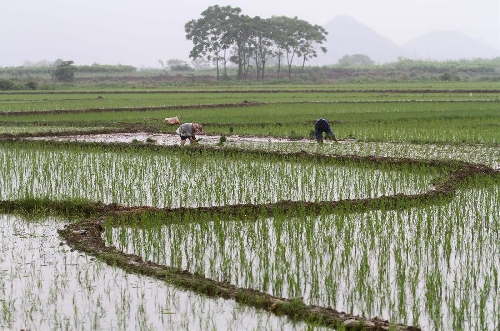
(312, 15, 500, 65)
(313, 15, 402, 65)
(402, 30, 500, 61)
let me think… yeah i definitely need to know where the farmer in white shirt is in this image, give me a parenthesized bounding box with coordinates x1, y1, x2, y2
(176, 122, 204, 145)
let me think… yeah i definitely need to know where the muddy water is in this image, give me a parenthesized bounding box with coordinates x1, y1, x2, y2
(27, 132, 302, 146)
(0, 214, 329, 331)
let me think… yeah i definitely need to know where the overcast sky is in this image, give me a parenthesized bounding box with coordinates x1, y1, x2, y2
(2, 0, 499, 68)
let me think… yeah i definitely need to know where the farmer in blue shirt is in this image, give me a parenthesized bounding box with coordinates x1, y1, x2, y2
(315, 118, 337, 143)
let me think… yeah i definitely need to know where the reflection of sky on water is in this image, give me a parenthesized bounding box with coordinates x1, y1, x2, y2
(0, 143, 432, 208)
(0, 215, 328, 331)
(107, 184, 500, 331)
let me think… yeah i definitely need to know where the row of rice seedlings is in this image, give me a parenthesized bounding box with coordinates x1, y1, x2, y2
(0, 143, 433, 208)
(3, 99, 498, 145)
(0, 214, 329, 331)
(21, 131, 498, 172)
(343, 120, 499, 144)
(1, 89, 493, 112)
(227, 140, 500, 170)
(202, 101, 500, 143)
(105, 175, 499, 330)
(0, 125, 108, 135)
(217, 101, 495, 146)
(338, 142, 500, 169)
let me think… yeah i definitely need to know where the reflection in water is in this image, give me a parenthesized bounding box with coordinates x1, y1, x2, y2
(107, 184, 500, 331)
(0, 147, 432, 208)
(0, 215, 328, 331)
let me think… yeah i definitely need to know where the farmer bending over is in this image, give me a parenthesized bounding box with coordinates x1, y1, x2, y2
(176, 122, 204, 145)
(315, 118, 337, 143)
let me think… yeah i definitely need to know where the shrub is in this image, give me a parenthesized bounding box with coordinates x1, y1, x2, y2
(0, 78, 16, 90)
(51, 60, 76, 82)
(25, 80, 38, 90)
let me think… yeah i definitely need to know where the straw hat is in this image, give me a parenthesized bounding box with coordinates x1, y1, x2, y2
(193, 123, 204, 134)
(164, 116, 180, 125)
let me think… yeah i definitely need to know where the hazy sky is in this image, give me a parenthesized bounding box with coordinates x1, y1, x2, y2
(2, 0, 499, 68)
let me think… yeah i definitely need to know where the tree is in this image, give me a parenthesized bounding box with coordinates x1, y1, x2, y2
(51, 60, 75, 82)
(338, 54, 375, 66)
(267, 16, 327, 78)
(250, 17, 274, 80)
(226, 14, 254, 79)
(185, 7, 328, 80)
(53, 59, 64, 66)
(185, 5, 241, 80)
(268, 16, 297, 79)
(166, 59, 192, 71)
(297, 23, 328, 68)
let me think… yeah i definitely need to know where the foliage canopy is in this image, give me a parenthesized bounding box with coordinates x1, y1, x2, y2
(185, 6, 328, 80)
(51, 60, 76, 82)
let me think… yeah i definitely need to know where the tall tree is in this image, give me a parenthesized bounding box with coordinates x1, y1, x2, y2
(185, 8, 328, 80)
(297, 23, 328, 68)
(267, 16, 292, 79)
(185, 5, 241, 80)
(51, 60, 75, 82)
(251, 17, 274, 80)
(226, 14, 254, 79)
(269, 16, 305, 79)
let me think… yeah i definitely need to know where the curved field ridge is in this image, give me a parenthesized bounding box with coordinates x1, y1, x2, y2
(47, 149, 499, 331)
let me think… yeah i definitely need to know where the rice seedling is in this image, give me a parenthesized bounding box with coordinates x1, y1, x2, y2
(0, 141, 434, 208)
(104, 175, 499, 330)
(1, 83, 498, 330)
(0, 214, 327, 331)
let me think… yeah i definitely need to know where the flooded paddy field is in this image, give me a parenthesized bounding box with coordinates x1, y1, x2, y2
(1, 215, 326, 331)
(28, 132, 500, 170)
(1, 140, 434, 208)
(1, 85, 499, 330)
(2, 136, 499, 330)
(105, 183, 500, 331)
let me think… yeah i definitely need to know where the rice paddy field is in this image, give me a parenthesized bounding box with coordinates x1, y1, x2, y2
(1, 82, 499, 331)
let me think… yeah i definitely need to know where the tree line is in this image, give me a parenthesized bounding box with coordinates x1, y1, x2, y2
(1, 62, 136, 79)
(184, 5, 328, 80)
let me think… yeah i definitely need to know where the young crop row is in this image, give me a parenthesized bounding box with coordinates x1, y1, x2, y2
(104, 178, 499, 330)
(0, 89, 498, 112)
(0, 214, 318, 331)
(0, 141, 434, 208)
(2, 99, 499, 144)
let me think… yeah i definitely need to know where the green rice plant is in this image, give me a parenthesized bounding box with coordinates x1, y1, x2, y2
(1, 85, 498, 112)
(3, 214, 323, 330)
(1, 82, 499, 330)
(2, 87, 499, 145)
(0, 141, 435, 208)
(103, 175, 500, 330)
